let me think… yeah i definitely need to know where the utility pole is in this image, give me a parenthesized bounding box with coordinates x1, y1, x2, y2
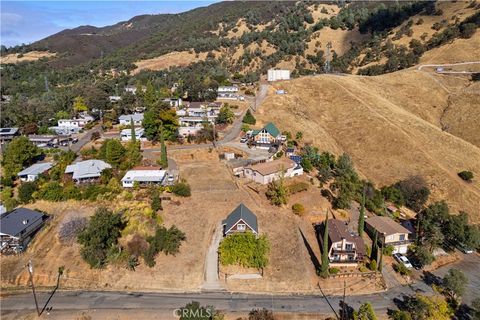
(27, 260, 40, 316)
(342, 280, 346, 320)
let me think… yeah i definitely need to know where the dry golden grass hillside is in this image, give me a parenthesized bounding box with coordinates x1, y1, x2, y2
(258, 70, 480, 221)
(0, 51, 56, 64)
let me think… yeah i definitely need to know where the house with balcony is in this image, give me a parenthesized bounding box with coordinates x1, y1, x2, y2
(251, 122, 284, 149)
(65, 160, 111, 184)
(318, 219, 366, 266)
(118, 113, 144, 126)
(0, 208, 47, 253)
(365, 216, 412, 254)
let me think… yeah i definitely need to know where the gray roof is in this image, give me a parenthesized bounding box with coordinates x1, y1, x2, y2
(17, 162, 53, 177)
(65, 160, 111, 180)
(0, 208, 44, 237)
(0, 127, 19, 136)
(118, 113, 144, 122)
(223, 203, 258, 234)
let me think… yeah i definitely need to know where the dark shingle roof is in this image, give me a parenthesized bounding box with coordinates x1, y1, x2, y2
(328, 219, 355, 243)
(223, 203, 258, 234)
(0, 208, 44, 237)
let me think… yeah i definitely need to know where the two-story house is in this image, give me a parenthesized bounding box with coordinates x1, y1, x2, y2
(365, 216, 412, 254)
(318, 219, 366, 266)
(251, 122, 283, 149)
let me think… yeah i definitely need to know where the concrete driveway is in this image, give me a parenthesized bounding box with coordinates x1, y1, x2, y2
(201, 223, 225, 292)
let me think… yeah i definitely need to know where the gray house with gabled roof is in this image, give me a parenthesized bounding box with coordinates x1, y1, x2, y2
(222, 203, 258, 236)
(0, 208, 46, 253)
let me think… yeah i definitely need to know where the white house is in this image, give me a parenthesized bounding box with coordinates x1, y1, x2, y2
(120, 128, 145, 141)
(178, 126, 203, 137)
(163, 98, 183, 108)
(267, 69, 290, 82)
(243, 158, 303, 184)
(118, 113, 144, 126)
(65, 160, 111, 184)
(121, 167, 167, 188)
(58, 114, 93, 128)
(17, 162, 53, 182)
(217, 86, 240, 100)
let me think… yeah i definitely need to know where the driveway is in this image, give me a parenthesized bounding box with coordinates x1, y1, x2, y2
(431, 252, 480, 304)
(201, 224, 224, 292)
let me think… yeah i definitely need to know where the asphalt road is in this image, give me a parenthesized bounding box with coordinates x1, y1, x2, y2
(1, 288, 408, 315)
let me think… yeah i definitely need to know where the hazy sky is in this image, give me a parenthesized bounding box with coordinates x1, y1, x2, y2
(1, 1, 217, 47)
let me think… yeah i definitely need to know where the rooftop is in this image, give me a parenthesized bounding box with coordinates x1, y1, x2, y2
(65, 160, 111, 180)
(121, 168, 167, 183)
(366, 216, 411, 236)
(252, 122, 280, 138)
(223, 203, 258, 234)
(0, 127, 19, 136)
(17, 162, 53, 177)
(245, 158, 296, 176)
(0, 208, 44, 238)
(118, 113, 144, 122)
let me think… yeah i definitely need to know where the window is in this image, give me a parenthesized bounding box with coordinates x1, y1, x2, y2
(336, 243, 342, 249)
(399, 234, 405, 241)
(345, 244, 353, 251)
(237, 224, 246, 231)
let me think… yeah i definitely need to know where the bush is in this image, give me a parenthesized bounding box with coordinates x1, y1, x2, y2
(58, 217, 88, 243)
(369, 259, 377, 271)
(393, 263, 411, 276)
(382, 245, 395, 256)
(458, 170, 474, 182)
(143, 225, 186, 267)
(77, 207, 125, 268)
(266, 179, 288, 206)
(18, 181, 37, 204)
(219, 233, 270, 268)
(36, 181, 65, 201)
(126, 233, 149, 258)
(291, 203, 305, 216)
(287, 182, 309, 194)
(329, 267, 340, 275)
(172, 181, 191, 197)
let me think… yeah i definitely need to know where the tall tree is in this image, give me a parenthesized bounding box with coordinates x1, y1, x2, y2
(320, 211, 330, 278)
(160, 126, 168, 168)
(371, 230, 378, 262)
(130, 117, 136, 143)
(354, 302, 377, 320)
(2, 136, 41, 183)
(442, 269, 468, 301)
(358, 188, 366, 237)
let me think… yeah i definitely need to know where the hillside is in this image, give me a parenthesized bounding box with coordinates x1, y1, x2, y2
(257, 70, 480, 221)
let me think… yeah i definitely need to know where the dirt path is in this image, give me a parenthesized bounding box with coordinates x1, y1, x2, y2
(201, 224, 225, 291)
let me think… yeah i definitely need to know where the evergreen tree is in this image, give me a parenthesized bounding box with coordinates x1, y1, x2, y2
(130, 117, 136, 143)
(378, 243, 383, 272)
(358, 188, 366, 237)
(320, 211, 330, 278)
(160, 127, 168, 168)
(371, 230, 378, 262)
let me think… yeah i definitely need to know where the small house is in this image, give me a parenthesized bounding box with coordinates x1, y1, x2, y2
(0, 127, 19, 143)
(318, 219, 365, 266)
(120, 128, 145, 141)
(17, 162, 53, 182)
(121, 166, 167, 188)
(243, 158, 303, 184)
(163, 98, 183, 108)
(118, 113, 144, 126)
(65, 160, 112, 184)
(365, 216, 412, 254)
(0, 208, 46, 253)
(222, 203, 258, 236)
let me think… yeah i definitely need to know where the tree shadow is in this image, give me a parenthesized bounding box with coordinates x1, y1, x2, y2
(454, 303, 474, 320)
(421, 271, 442, 287)
(299, 228, 321, 272)
(339, 301, 355, 320)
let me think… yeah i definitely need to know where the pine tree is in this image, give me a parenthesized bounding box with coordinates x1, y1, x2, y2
(371, 230, 378, 262)
(160, 126, 168, 168)
(378, 243, 384, 272)
(320, 211, 330, 278)
(358, 188, 366, 237)
(130, 117, 136, 143)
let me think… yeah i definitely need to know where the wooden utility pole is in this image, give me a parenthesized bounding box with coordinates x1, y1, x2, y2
(27, 260, 40, 316)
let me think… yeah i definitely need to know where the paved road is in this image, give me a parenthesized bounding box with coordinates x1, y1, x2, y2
(1, 288, 409, 315)
(68, 124, 102, 153)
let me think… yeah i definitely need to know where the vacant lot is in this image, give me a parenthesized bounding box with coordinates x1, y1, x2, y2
(1, 51, 56, 64)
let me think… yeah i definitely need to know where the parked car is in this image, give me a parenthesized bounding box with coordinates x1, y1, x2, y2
(459, 245, 474, 254)
(71, 138, 79, 144)
(167, 175, 175, 183)
(240, 137, 247, 143)
(394, 253, 413, 268)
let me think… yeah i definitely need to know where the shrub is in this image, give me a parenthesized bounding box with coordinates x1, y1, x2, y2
(143, 225, 186, 267)
(151, 191, 163, 211)
(126, 233, 149, 258)
(18, 181, 37, 204)
(291, 203, 305, 216)
(369, 259, 377, 271)
(329, 267, 340, 275)
(58, 217, 88, 243)
(77, 207, 125, 268)
(382, 245, 395, 256)
(458, 170, 474, 182)
(249, 308, 275, 320)
(172, 181, 191, 197)
(393, 263, 411, 276)
(219, 233, 270, 268)
(36, 181, 65, 201)
(287, 182, 309, 194)
(266, 179, 288, 206)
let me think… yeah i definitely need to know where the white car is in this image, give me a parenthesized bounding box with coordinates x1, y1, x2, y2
(167, 175, 175, 183)
(394, 253, 413, 269)
(240, 137, 248, 143)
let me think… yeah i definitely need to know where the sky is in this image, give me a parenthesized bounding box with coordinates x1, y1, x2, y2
(1, 1, 217, 47)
